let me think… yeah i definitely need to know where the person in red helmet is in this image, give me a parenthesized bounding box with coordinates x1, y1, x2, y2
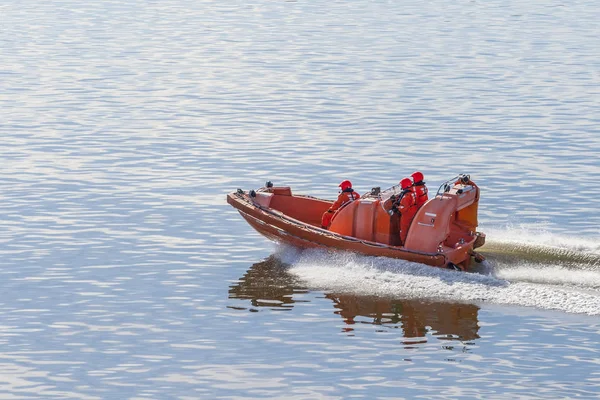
(321, 180, 360, 229)
(390, 177, 418, 244)
(410, 171, 428, 208)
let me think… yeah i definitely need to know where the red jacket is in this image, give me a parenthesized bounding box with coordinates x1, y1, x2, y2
(411, 182, 428, 207)
(321, 188, 360, 229)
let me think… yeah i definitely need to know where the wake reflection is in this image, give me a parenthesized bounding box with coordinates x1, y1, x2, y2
(229, 256, 480, 343)
(228, 255, 309, 310)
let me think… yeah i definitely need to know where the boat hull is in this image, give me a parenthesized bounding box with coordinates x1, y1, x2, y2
(228, 191, 448, 267)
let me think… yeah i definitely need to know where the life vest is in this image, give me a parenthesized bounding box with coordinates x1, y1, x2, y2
(411, 181, 428, 207)
(335, 188, 360, 209)
(347, 189, 360, 201)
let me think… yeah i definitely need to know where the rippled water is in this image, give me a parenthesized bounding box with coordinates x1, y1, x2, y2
(2, 0, 600, 398)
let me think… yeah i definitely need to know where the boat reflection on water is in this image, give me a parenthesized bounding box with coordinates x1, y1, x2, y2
(326, 294, 480, 344)
(229, 256, 480, 343)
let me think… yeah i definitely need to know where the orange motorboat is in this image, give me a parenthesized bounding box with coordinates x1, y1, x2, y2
(226, 175, 486, 271)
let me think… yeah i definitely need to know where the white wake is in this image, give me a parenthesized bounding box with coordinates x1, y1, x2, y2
(276, 228, 600, 316)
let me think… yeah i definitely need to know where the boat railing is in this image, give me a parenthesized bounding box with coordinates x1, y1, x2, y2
(435, 174, 471, 198)
(363, 174, 472, 211)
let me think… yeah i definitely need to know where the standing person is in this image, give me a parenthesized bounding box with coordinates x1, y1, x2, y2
(321, 180, 360, 229)
(411, 171, 428, 208)
(391, 178, 418, 244)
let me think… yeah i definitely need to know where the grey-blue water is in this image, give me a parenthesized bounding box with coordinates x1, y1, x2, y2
(2, 0, 600, 398)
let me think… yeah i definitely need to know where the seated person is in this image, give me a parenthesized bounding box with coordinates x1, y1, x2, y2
(321, 180, 360, 229)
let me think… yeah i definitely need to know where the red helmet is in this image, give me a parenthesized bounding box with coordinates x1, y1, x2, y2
(339, 180, 352, 191)
(400, 177, 412, 190)
(411, 171, 424, 183)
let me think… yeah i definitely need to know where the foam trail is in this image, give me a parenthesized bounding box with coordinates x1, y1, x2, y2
(281, 247, 600, 316)
(495, 264, 600, 289)
(480, 226, 600, 269)
(479, 227, 600, 289)
(483, 226, 600, 254)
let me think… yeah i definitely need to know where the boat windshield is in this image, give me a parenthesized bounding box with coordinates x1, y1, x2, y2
(362, 184, 404, 205)
(379, 184, 404, 203)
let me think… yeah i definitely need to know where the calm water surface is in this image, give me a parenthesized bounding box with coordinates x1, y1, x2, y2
(1, 0, 600, 398)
